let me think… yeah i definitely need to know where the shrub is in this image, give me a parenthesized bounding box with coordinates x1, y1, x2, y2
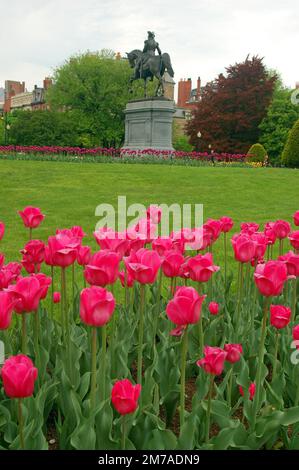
(281, 118, 299, 168)
(173, 135, 194, 152)
(246, 143, 267, 163)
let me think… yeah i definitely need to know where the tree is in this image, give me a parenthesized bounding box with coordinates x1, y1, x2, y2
(281, 118, 299, 168)
(9, 110, 91, 146)
(186, 56, 276, 153)
(46, 50, 150, 147)
(259, 83, 299, 163)
(246, 143, 267, 163)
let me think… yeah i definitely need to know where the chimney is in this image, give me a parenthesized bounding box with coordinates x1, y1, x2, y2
(43, 77, 52, 90)
(197, 76, 201, 98)
(177, 78, 192, 108)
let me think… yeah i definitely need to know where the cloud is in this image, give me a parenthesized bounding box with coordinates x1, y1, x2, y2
(0, 0, 298, 96)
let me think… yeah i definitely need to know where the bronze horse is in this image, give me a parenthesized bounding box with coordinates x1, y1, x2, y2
(126, 49, 174, 97)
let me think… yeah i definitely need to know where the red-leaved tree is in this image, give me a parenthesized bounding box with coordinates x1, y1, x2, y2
(186, 56, 277, 153)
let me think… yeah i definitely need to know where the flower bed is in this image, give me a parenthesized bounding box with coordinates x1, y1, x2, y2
(0, 208, 299, 450)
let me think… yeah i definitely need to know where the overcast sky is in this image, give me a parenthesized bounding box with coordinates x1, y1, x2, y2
(0, 0, 298, 98)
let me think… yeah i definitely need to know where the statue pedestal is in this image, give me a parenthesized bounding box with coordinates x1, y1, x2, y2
(121, 97, 175, 153)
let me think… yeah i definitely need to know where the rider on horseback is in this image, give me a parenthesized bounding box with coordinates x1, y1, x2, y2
(135, 31, 162, 78)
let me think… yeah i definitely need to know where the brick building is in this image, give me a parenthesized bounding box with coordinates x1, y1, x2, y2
(3, 80, 25, 112)
(177, 77, 201, 110)
(3, 77, 52, 112)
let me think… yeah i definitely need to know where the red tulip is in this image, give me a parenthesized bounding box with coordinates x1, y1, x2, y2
(278, 251, 299, 277)
(209, 301, 219, 316)
(224, 344, 243, 363)
(1, 355, 38, 398)
(231, 233, 256, 263)
(53, 292, 61, 303)
(77, 245, 92, 266)
(152, 237, 173, 256)
(84, 250, 120, 287)
(166, 286, 206, 326)
(161, 250, 185, 278)
(0, 253, 5, 268)
(146, 205, 162, 224)
(273, 220, 291, 240)
(294, 211, 299, 227)
(18, 206, 45, 229)
(134, 218, 157, 244)
(270, 305, 291, 329)
(7, 276, 44, 313)
(241, 222, 260, 234)
(119, 271, 135, 288)
(111, 379, 141, 415)
(80, 286, 115, 327)
(125, 228, 146, 253)
(0, 291, 18, 329)
(57, 226, 86, 240)
(47, 234, 78, 268)
(187, 252, 220, 282)
(187, 227, 212, 251)
(220, 216, 234, 233)
(20, 240, 45, 273)
(0, 221, 5, 241)
(289, 231, 299, 252)
(124, 248, 161, 284)
(239, 383, 256, 400)
(251, 233, 268, 260)
(254, 260, 288, 297)
(94, 228, 129, 259)
(197, 346, 227, 375)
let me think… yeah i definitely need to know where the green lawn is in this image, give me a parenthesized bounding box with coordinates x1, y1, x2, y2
(0, 160, 298, 265)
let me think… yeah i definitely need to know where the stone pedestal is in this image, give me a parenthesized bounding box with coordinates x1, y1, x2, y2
(121, 97, 175, 152)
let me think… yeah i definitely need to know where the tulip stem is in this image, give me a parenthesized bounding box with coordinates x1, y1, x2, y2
(101, 325, 107, 402)
(292, 278, 297, 323)
(60, 269, 65, 339)
(137, 284, 146, 386)
(224, 232, 227, 291)
(90, 326, 97, 412)
(51, 266, 54, 319)
(197, 283, 204, 356)
(252, 296, 271, 429)
(153, 269, 162, 350)
(235, 263, 244, 340)
(121, 414, 126, 450)
(72, 263, 75, 308)
(179, 326, 188, 433)
(279, 239, 283, 257)
(272, 331, 280, 382)
(29, 227, 32, 241)
(227, 367, 233, 408)
(33, 310, 40, 386)
(205, 375, 214, 443)
(21, 314, 27, 354)
(295, 365, 299, 406)
(18, 398, 25, 450)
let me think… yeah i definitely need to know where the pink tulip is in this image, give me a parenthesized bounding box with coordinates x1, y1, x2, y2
(0, 291, 18, 329)
(278, 251, 299, 277)
(134, 218, 157, 244)
(94, 228, 129, 259)
(161, 250, 185, 278)
(124, 248, 161, 284)
(294, 211, 299, 227)
(80, 286, 115, 327)
(18, 206, 45, 229)
(270, 305, 291, 329)
(84, 250, 120, 287)
(0, 253, 5, 268)
(0, 221, 5, 241)
(125, 228, 146, 253)
(53, 292, 61, 303)
(264, 225, 277, 246)
(47, 234, 78, 268)
(241, 222, 260, 234)
(203, 219, 222, 242)
(146, 205, 162, 224)
(197, 346, 227, 375)
(251, 233, 268, 260)
(220, 216, 234, 233)
(32, 273, 52, 299)
(187, 252, 220, 283)
(293, 325, 299, 348)
(119, 271, 135, 288)
(1, 355, 38, 398)
(289, 231, 299, 252)
(77, 245, 92, 266)
(111, 379, 141, 415)
(273, 220, 291, 240)
(57, 226, 86, 240)
(166, 286, 206, 326)
(152, 237, 173, 256)
(7, 276, 44, 313)
(209, 301, 219, 316)
(254, 260, 288, 297)
(0, 262, 22, 289)
(20, 240, 45, 273)
(239, 383, 256, 400)
(187, 227, 212, 251)
(224, 344, 243, 364)
(231, 233, 256, 263)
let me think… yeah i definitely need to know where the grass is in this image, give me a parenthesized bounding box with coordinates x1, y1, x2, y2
(0, 160, 298, 266)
